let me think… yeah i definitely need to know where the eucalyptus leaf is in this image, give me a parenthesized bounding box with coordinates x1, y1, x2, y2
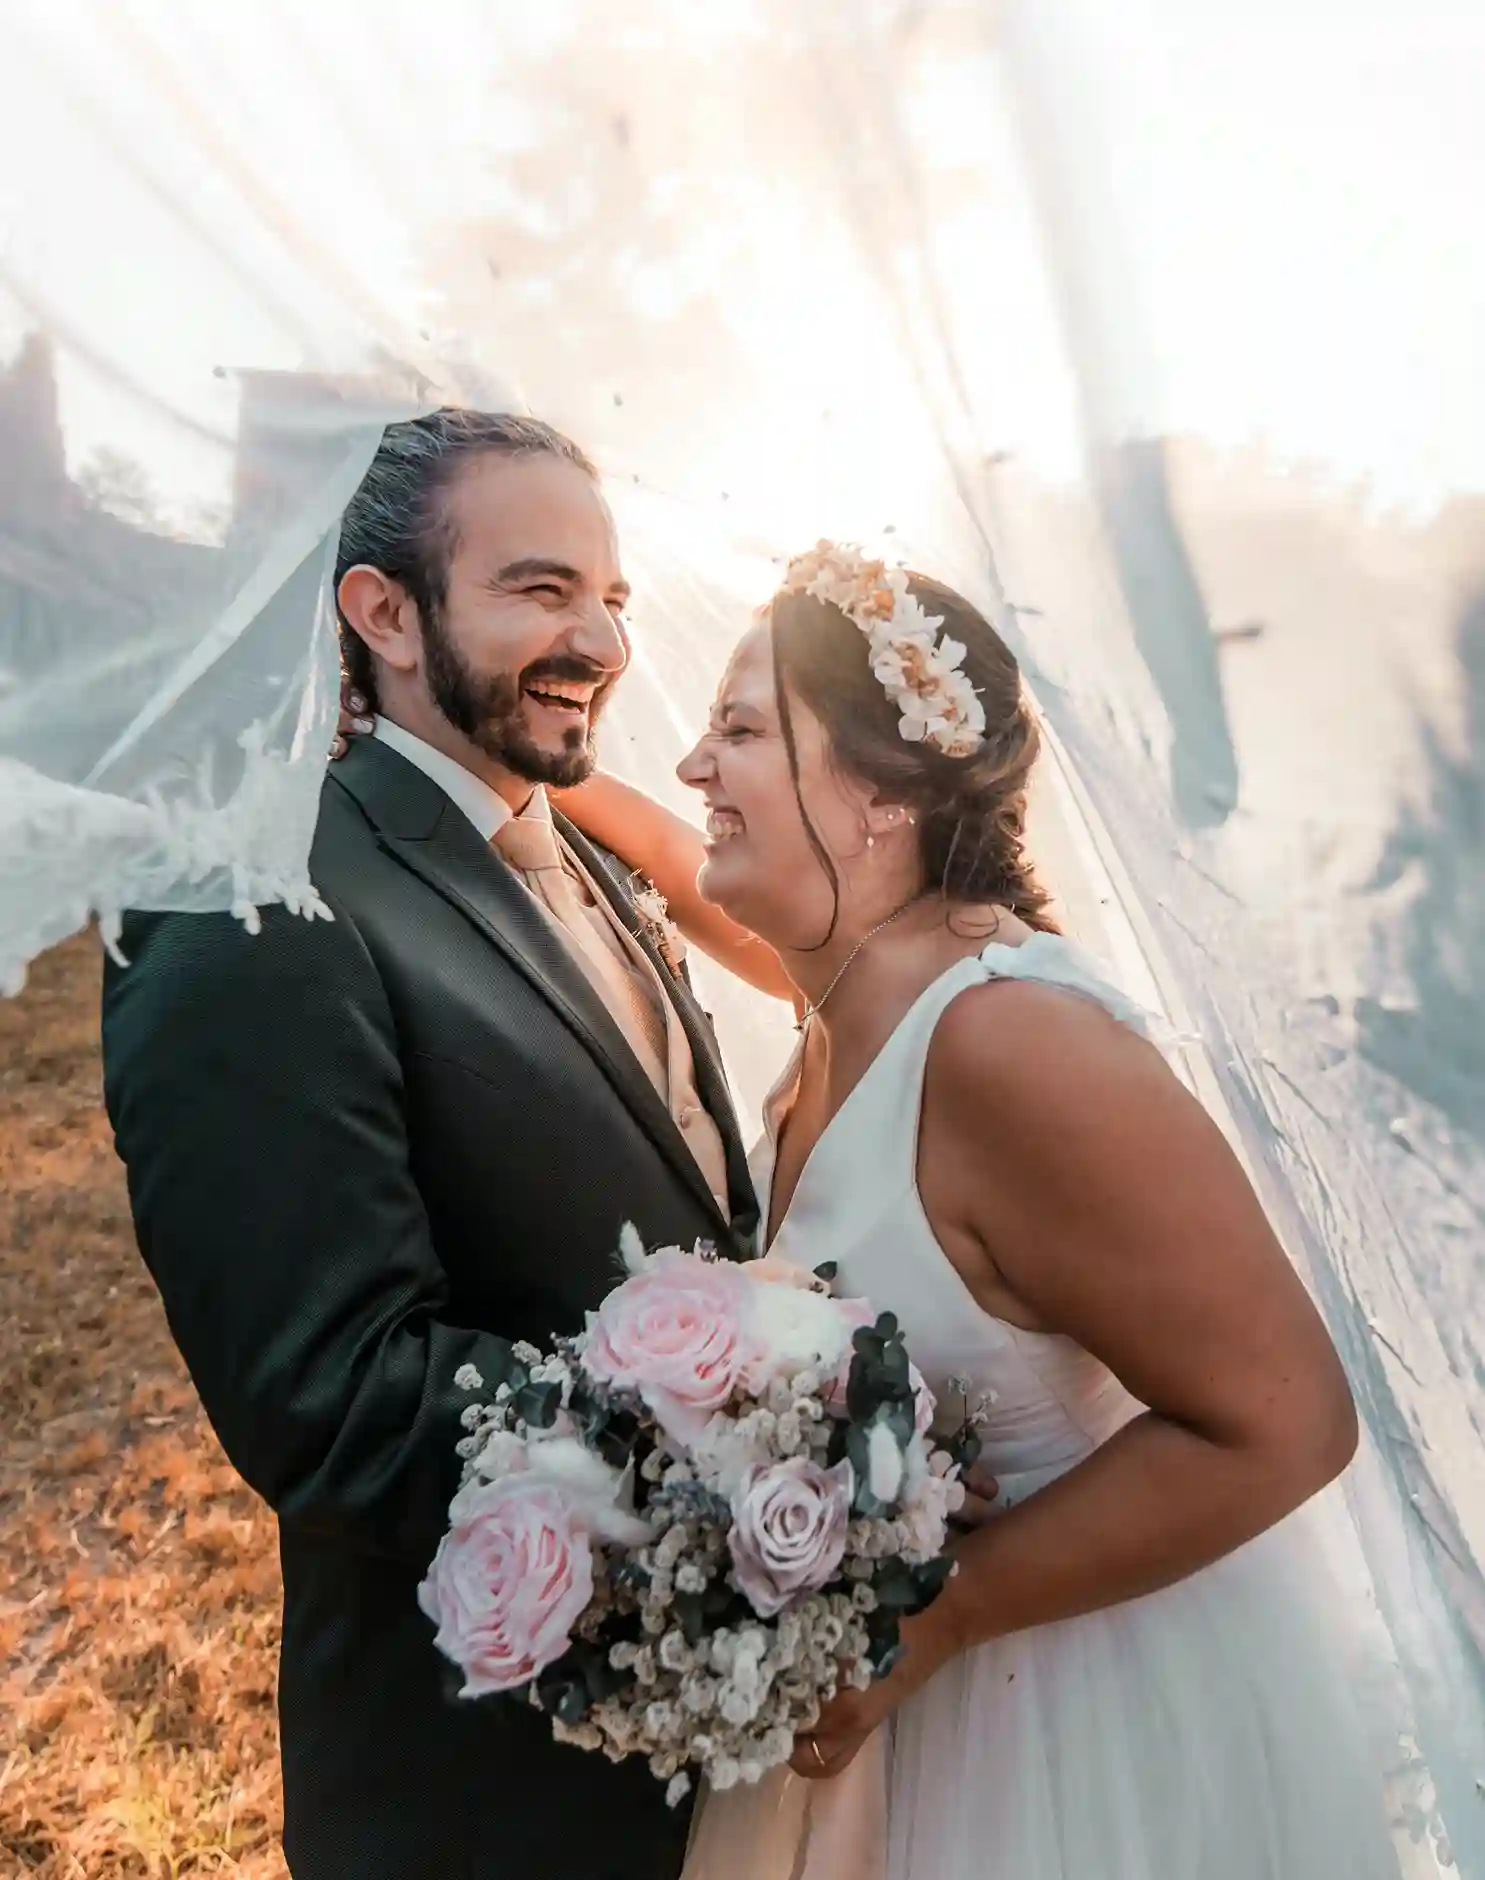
(912, 1556, 955, 1605)
(865, 1610, 902, 1676)
(846, 1315, 914, 1424)
(872, 1557, 921, 1611)
(593, 1410, 643, 1472)
(871, 1640, 905, 1678)
(481, 1336, 519, 1390)
(673, 1591, 707, 1646)
(614, 1558, 652, 1595)
(574, 1639, 630, 1704)
(534, 1656, 591, 1727)
(514, 1379, 563, 1429)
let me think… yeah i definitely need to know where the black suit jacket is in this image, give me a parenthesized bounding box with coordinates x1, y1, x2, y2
(101, 738, 758, 1880)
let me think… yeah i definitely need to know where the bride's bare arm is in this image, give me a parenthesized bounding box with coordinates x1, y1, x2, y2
(551, 773, 798, 1005)
(924, 983, 1354, 1635)
(798, 983, 1356, 1774)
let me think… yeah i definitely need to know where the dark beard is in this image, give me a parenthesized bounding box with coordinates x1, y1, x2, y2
(422, 607, 613, 789)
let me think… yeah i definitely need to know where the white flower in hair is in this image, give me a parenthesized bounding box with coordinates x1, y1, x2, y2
(779, 541, 986, 757)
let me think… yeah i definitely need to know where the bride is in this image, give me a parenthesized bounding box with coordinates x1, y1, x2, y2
(535, 544, 1403, 1878)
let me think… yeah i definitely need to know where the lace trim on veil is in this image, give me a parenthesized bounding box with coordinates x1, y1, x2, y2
(0, 727, 331, 995)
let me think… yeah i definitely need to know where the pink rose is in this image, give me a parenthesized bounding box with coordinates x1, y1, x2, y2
(418, 1476, 593, 1697)
(727, 1457, 853, 1617)
(583, 1250, 759, 1444)
(827, 1297, 936, 1435)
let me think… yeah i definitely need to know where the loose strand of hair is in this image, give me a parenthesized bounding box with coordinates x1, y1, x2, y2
(769, 613, 842, 951)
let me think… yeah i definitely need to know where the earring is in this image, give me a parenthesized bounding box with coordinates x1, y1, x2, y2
(866, 834, 876, 849)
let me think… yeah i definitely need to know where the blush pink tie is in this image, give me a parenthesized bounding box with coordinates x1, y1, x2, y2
(492, 813, 672, 1091)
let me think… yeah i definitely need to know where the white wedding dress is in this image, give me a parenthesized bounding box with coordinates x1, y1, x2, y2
(685, 933, 1403, 1880)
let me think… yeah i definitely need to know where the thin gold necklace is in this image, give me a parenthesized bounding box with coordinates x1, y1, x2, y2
(794, 897, 921, 1032)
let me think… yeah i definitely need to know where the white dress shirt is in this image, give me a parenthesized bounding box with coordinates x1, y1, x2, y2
(373, 715, 546, 841)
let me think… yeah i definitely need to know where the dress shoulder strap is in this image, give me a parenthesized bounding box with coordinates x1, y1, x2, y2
(847, 932, 1176, 1195)
(971, 932, 1175, 1046)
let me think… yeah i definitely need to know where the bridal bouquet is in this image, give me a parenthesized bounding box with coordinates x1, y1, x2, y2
(418, 1230, 980, 1805)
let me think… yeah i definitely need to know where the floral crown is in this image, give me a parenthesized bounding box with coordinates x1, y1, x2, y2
(778, 541, 986, 758)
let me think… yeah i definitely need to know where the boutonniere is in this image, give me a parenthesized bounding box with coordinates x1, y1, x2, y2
(629, 876, 687, 978)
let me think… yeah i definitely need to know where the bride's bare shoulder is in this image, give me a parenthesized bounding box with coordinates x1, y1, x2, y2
(929, 964, 1172, 1124)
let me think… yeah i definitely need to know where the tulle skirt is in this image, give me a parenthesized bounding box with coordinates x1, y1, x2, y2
(684, 1511, 1407, 1880)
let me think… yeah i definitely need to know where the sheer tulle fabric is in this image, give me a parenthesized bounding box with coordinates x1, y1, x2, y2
(3, 6, 1477, 1870)
(884, 1515, 1397, 1879)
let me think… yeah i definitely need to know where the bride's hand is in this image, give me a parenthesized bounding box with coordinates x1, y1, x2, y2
(330, 683, 374, 760)
(789, 1602, 963, 1782)
(790, 1682, 886, 1783)
(956, 1463, 1001, 1527)
(788, 1471, 998, 1780)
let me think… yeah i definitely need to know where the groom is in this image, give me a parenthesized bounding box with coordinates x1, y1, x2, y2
(101, 408, 758, 1880)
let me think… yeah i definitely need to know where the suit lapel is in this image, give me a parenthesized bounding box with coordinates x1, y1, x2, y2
(330, 742, 736, 1236)
(557, 818, 758, 1237)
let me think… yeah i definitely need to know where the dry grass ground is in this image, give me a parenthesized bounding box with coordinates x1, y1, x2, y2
(0, 934, 288, 1878)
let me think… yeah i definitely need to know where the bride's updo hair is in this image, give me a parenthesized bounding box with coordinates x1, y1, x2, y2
(768, 573, 1059, 937)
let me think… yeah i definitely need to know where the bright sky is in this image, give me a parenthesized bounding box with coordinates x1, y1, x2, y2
(1008, 3, 1485, 512)
(0, 0, 1481, 533)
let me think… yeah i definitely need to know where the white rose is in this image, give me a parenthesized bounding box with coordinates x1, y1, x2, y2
(741, 1285, 856, 1395)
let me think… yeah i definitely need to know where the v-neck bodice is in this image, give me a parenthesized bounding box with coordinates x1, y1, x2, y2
(749, 932, 1168, 1481)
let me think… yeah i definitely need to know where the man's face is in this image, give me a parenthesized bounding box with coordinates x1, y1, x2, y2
(420, 451, 631, 788)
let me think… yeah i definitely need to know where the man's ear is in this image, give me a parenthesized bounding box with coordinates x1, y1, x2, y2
(337, 566, 421, 676)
